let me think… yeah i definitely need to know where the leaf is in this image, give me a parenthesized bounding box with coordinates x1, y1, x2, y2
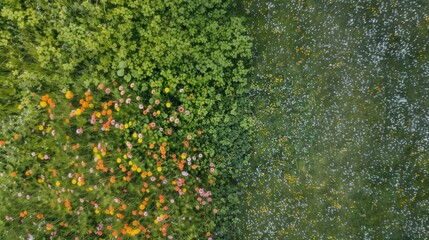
(117, 69, 125, 77)
(131, 69, 140, 78)
(118, 61, 127, 69)
(124, 74, 131, 82)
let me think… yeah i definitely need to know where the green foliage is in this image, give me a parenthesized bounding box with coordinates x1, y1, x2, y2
(0, 0, 252, 239)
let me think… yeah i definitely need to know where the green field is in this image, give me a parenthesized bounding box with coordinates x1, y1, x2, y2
(239, 0, 429, 239)
(1, 0, 429, 239)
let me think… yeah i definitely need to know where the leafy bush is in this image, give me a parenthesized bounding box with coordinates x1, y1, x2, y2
(0, 0, 252, 239)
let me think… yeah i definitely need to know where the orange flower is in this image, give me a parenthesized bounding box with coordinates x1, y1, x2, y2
(41, 94, 50, 102)
(65, 199, 71, 210)
(178, 163, 184, 171)
(19, 211, 28, 218)
(0, 140, 6, 145)
(46, 223, 53, 231)
(13, 134, 19, 140)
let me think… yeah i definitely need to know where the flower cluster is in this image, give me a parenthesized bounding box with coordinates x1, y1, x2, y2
(1, 82, 217, 239)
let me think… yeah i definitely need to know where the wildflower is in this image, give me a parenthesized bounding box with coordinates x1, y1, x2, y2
(105, 88, 111, 94)
(166, 102, 171, 108)
(130, 83, 135, 88)
(164, 87, 170, 93)
(178, 106, 184, 112)
(155, 99, 160, 105)
(75, 108, 82, 116)
(76, 128, 83, 134)
(65, 91, 74, 99)
(40, 101, 47, 108)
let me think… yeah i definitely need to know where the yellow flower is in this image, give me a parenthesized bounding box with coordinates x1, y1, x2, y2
(18, 104, 22, 110)
(116, 158, 121, 163)
(132, 132, 138, 138)
(38, 125, 44, 131)
(138, 138, 143, 143)
(75, 108, 82, 116)
(124, 124, 129, 129)
(72, 179, 77, 184)
(164, 87, 170, 93)
(166, 102, 171, 108)
(157, 167, 162, 172)
(55, 181, 60, 187)
(65, 91, 74, 99)
(40, 101, 47, 108)
(156, 110, 161, 115)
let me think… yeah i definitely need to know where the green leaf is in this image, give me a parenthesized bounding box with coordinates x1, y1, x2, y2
(124, 73, 131, 82)
(117, 69, 125, 77)
(118, 61, 127, 69)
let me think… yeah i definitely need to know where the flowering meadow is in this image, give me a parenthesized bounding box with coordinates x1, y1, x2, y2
(0, 0, 252, 239)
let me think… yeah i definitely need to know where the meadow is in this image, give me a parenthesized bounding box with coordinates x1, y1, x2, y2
(0, 1, 251, 239)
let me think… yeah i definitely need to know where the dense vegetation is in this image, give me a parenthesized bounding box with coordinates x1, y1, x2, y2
(0, 0, 252, 239)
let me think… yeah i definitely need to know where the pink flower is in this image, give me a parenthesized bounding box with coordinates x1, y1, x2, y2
(178, 106, 184, 112)
(139, 104, 144, 109)
(150, 122, 156, 128)
(119, 86, 124, 91)
(130, 83, 135, 88)
(105, 88, 111, 94)
(76, 128, 83, 134)
(155, 99, 160, 105)
(126, 98, 131, 104)
(120, 90, 125, 96)
(167, 129, 172, 135)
